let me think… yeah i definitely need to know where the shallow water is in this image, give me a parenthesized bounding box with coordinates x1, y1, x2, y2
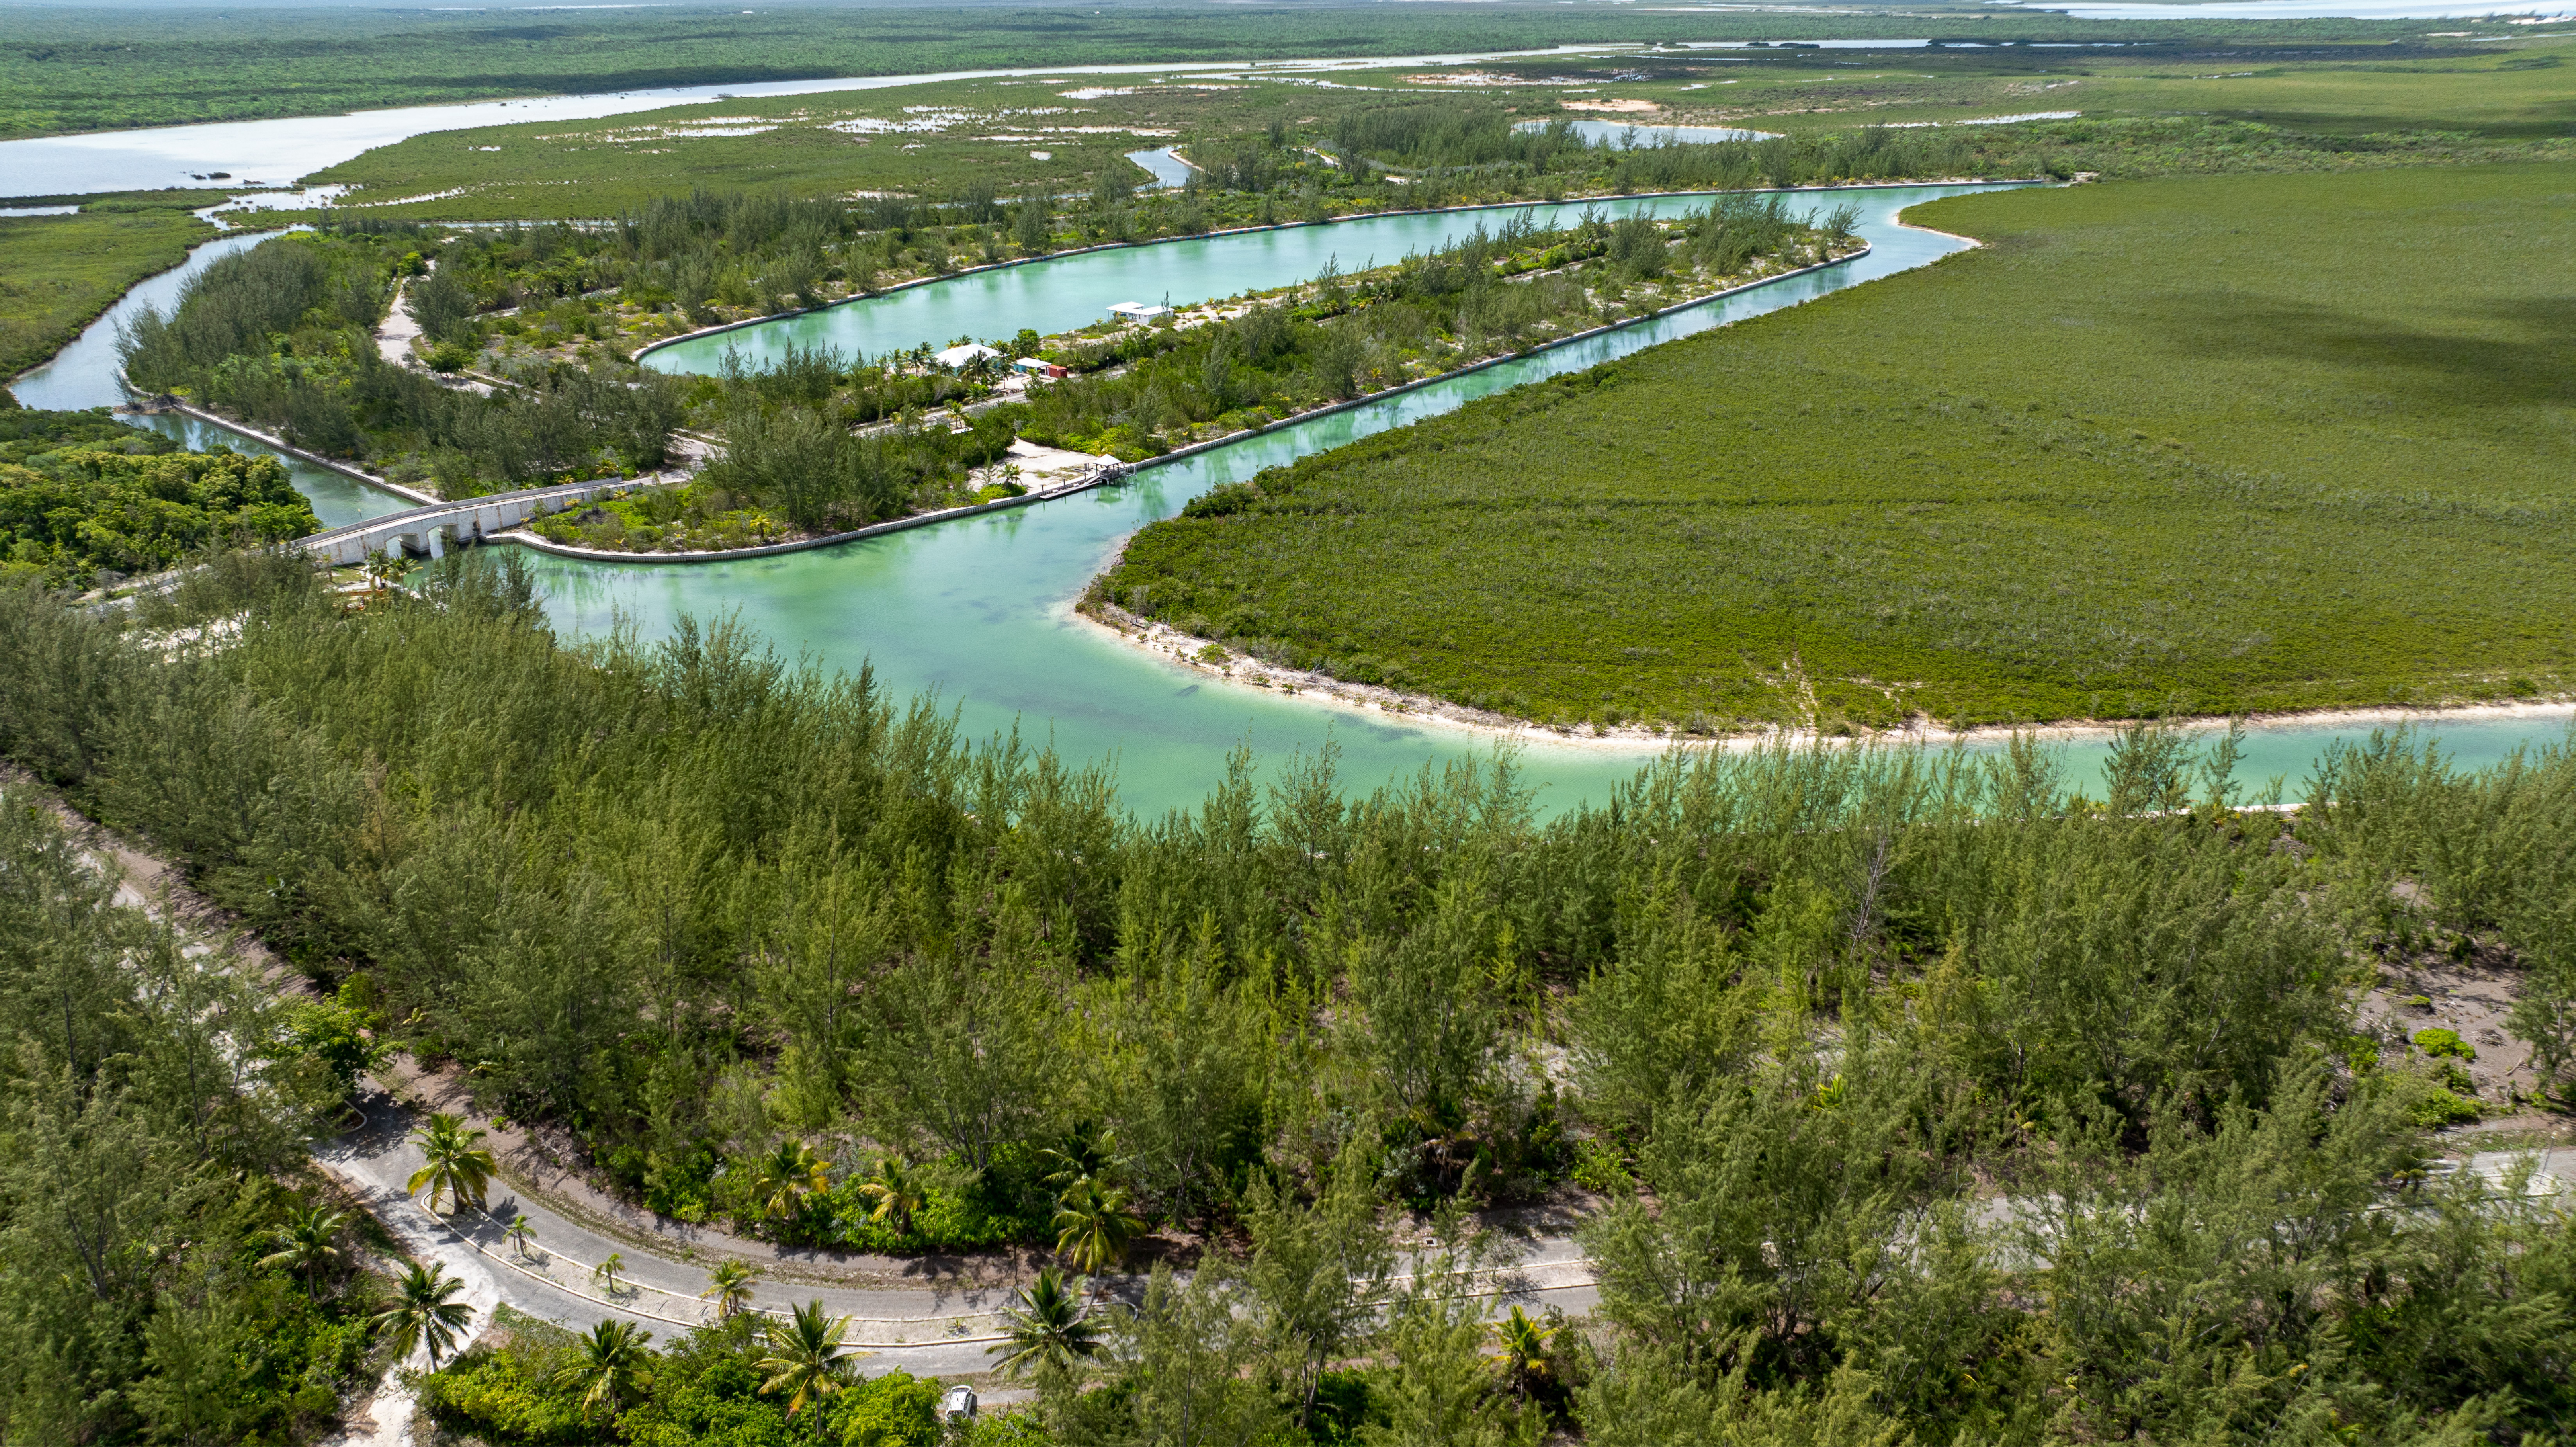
(578, 181, 2576, 813)
(0, 44, 1708, 200)
(7, 228, 276, 412)
(7, 227, 420, 531)
(644, 191, 1823, 375)
(1535, 120, 1781, 146)
(1125, 147, 1195, 189)
(24, 185, 2562, 816)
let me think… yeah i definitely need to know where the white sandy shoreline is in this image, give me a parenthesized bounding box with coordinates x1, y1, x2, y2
(1074, 602, 2575, 757)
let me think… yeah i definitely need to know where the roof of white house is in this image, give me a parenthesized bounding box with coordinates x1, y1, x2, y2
(933, 343, 1001, 366)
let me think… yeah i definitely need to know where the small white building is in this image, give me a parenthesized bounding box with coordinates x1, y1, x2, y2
(933, 343, 1001, 369)
(1106, 301, 1172, 324)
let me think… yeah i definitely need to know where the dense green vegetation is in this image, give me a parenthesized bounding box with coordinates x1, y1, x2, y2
(1102, 162, 2576, 734)
(0, 197, 213, 380)
(536, 198, 1854, 553)
(420, 1310, 955, 1447)
(0, 405, 319, 587)
(4, 550, 2576, 1439)
(298, 72, 1997, 225)
(0, 3, 2482, 143)
(1015, 199, 1854, 457)
(1379, 34, 2576, 145)
(120, 227, 688, 498)
(114, 35, 2556, 225)
(0, 772, 401, 1441)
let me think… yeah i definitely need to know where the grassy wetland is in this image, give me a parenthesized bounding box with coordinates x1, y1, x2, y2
(8, 7, 2576, 1440)
(3, 3, 2539, 143)
(0, 197, 215, 380)
(257, 34, 2576, 225)
(1099, 162, 2576, 736)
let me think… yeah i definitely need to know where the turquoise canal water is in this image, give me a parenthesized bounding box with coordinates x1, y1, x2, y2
(5, 227, 415, 530)
(22, 190, 2561, 816)
(564, 184, 2574, 815)
(644, 192, 1806, 374)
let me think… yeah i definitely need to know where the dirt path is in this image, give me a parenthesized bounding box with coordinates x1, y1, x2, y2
(375, 275, 423, 368)
(13, 769, 1593, 1438)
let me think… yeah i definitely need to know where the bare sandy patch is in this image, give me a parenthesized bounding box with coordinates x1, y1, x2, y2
(1077, 598, 2576, 757)
(1563, 98, 1664, 114)
(1003, 438, 1116, 488)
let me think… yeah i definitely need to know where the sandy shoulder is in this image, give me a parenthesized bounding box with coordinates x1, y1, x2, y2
(1073, 603, 2576, 755)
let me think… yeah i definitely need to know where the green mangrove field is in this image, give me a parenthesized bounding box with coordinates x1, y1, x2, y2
(0, 197, 214, 379)
(1099, 161, 2576, 735)
(537, 197, 1856, 553)
(2, 4, 2489, 143)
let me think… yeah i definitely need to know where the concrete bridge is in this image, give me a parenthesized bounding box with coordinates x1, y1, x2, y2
(299, 478, 640, 567)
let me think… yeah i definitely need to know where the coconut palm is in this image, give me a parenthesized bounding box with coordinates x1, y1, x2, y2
(503, 1212, 537, 1259)
(256, 1205, 348, 1297)
(1051, 1175, 1147, 1275)
(591, 1251, 627, 1296)
(553, 1319, 653, 1421)
(756, 1299, 862, 1417)
(856, 1157, 926, 1236)
(1038, 1121, 1116, 1194)
(1490, 1305, 1559, 1400)
(702, 1259, 761, 1320)
(991, 1266, 1102, 1378)
(405, 1112, 496, 1217)
(749, 1139, 832, 1223)
(373, 1261, 475, 1368)
(361, 547, 416, 595)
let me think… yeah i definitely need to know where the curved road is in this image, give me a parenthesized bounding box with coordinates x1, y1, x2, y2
(312, 1072, 1598, 1440)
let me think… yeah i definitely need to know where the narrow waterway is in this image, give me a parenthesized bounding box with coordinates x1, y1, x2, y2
(20, 188, 2562, 816)
(0, 43, 1664, 200)
(563, 184, 2575, 815)
(5, 228, 418, 531)
(645, 192, 1818, 373)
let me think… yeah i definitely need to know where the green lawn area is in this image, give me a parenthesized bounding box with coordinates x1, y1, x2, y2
(0, 202, 214, 381)
(1099, 162, 2576, 734)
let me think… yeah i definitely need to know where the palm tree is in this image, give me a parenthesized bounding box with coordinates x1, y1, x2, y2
(361, 547, 416, 595)
(702, 1259, 761, 1320)
(1038, 1121, 1116, 1194)
(856, 1157, 926, 1236)
(991, 1266, 1102, 1378)
(504, 1212, 537, 1260)
(748, 1139, 832, 1223)
(256, 1205, 348, 1297)
(1051, 1175, 1147, 1275)
(591, 1252, 626, 1296)
(1490, 1305, 1559, 1400)
(405, 1112, 497, 1217)
(553, 1319, 653, 1422)
(373, 1261, 475, 1368)
(756, 1300, 862, 1418)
